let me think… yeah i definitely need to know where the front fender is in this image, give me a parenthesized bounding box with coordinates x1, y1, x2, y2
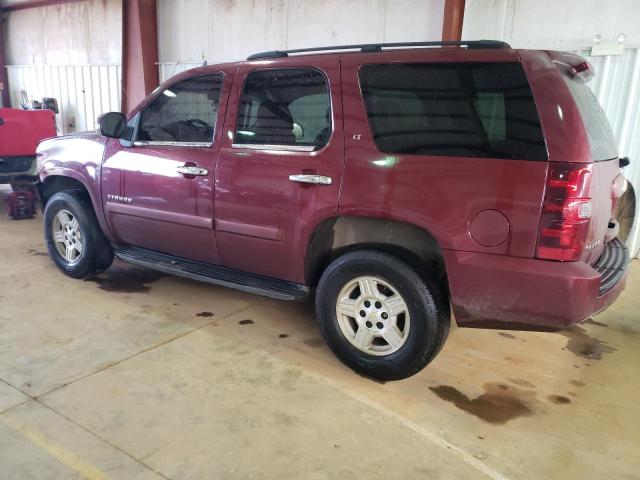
(37, 133, 115, 242)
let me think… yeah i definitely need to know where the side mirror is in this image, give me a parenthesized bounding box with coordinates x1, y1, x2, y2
(99, 112, 126, 138)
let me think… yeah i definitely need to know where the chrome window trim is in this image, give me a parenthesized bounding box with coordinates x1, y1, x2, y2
(133, 141, 213, 148)
(231, 143, 316, 152)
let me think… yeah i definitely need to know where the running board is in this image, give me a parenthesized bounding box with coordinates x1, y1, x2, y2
(112, 245, 311, 301)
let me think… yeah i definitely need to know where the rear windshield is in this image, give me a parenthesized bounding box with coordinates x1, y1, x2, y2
(359, 62, 548, 160)
(563, 76, 618, 161)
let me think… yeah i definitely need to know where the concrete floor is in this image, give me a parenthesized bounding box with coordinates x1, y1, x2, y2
(0, 185, 638, 480)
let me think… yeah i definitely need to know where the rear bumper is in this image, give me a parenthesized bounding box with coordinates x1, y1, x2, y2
(444, 241, 629, 331)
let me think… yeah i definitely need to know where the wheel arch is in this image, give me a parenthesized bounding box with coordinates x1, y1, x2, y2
(305, 216, 448, 291)
(39, 173, 115, 243)
(39, 175, 91, 206)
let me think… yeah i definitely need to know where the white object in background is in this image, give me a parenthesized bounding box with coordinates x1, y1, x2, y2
(591, 33, 626, 56)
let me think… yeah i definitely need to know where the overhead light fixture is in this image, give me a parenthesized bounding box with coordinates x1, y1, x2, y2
(617, 33, 626, 44)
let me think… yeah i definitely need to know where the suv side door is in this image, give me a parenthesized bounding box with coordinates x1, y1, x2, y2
(101, 71, 230, 264)
(214, 58, 343, 283)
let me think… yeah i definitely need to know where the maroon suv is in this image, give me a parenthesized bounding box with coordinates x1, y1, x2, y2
(36, 40, 629, 380)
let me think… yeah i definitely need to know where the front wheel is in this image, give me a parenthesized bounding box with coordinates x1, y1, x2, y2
(315, 250, 450, 381)
(43, 190, 113, 278)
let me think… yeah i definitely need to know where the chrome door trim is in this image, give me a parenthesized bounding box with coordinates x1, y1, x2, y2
(133, 141, 213, 148)
(231, 143, 316, 152)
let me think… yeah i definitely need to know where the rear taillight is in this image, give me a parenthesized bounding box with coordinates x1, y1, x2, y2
(536, 163, 593, 261)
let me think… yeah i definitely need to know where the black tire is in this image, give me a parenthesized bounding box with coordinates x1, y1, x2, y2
(315, 250, 450, 381)
(43, 190, 113, 278)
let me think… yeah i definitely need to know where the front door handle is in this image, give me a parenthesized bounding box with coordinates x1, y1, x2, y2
(288, 174, 332, 185)
(177, 165, 208, 176)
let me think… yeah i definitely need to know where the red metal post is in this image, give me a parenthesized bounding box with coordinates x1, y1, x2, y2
(121, 0, 159, 114)
(442, 0, 466, 42)
(0, 12, 9, 107)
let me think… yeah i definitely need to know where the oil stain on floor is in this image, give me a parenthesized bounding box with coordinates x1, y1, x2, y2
(507, 378, 535, 388)
(559, 326, 616, 360)
(428, 383, 542, 424)
(88, 265, 165, 293)
(547, 394, 572, 405)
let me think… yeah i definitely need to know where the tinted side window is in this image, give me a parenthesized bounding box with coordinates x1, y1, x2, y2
(235, 68, 331, 149)
(138, 74, 223, 143)
(359, 63, 547, 160)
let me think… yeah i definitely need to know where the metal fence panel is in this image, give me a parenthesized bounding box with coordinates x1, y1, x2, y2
(5, 64, 121, 135)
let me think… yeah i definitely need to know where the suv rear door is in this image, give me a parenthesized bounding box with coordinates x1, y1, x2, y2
(521, 50, 624, 265)
(214, 57, 343, 283)
(561, 69, 622, 264)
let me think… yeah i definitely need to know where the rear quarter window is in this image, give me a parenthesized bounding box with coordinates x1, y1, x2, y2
(358, 62, 548, 160)
(563, 76, 618, 161)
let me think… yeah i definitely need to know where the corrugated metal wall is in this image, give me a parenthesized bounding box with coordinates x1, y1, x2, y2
(578, 48, 640, 257)
(6, 64, 121, 135)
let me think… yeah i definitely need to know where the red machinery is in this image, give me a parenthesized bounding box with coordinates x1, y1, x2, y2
(5, 189, 36, 219)
(1, 108, 57, 217)
(0, 107, 56, 161)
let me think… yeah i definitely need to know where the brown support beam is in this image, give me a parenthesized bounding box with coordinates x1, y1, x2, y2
(0, 13, 9, 107)
(1, 0, 88, 12)
(121, 0, 158, 114)
(442, 0, 466, 42)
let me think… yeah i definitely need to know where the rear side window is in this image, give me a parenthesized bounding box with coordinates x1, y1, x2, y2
(359, 63, 547, 160)
(235, 68, 331, 150)
(138, 74, 223, 144)
(563, 77, 618, 161)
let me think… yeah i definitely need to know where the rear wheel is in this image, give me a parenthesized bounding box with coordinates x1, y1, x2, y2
(315, 250, 450, 381)
(44, 190, 113, 278)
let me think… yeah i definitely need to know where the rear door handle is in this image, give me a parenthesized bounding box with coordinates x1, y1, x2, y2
(288, 174, 332, 185)
(177, 166, 208, 176)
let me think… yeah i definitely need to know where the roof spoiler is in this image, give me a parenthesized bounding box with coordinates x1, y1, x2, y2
(548, 51, 594, 83)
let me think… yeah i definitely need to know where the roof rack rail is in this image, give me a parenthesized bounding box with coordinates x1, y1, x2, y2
(247, 40, 511, 61)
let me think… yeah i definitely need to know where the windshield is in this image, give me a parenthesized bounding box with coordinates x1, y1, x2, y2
(563, 76, 618, 161)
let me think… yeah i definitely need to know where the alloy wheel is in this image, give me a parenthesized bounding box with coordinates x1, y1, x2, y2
(52, 209, 84, 265)
(335, 276, 410, 356)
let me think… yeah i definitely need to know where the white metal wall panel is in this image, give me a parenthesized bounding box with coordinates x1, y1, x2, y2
(6, 64, 121, 135)
(156, 0, 445, 65)
(158, 62, 203, 83)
